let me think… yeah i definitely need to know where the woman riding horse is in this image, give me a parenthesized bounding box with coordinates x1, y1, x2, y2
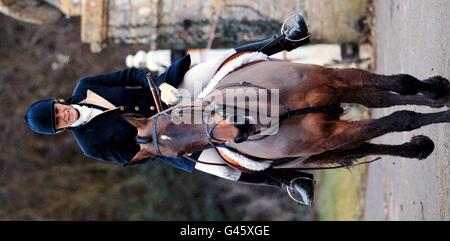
(125, 45, 450, 205)
(24, 14, 315, 205)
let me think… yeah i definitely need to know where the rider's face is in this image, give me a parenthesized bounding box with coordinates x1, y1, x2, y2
(54, 103, 79, 130)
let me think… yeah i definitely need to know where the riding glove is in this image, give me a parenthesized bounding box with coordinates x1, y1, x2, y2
(159, 82, 180, 106)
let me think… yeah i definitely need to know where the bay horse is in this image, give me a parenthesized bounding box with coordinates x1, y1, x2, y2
(125, 57, 449, 172)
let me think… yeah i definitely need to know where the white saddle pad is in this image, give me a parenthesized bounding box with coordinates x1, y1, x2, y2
(217, 147, 273, 172)
(196, 52, 269, 99)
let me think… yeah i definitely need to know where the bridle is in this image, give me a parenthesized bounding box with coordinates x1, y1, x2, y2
(134, 73, 165, 154)
(136, 73, 229, 166)
(133, 73, 166, 157)
(139, 73, 174, 157)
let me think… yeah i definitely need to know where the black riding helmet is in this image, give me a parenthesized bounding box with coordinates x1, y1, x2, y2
(24, 98, 57, 135)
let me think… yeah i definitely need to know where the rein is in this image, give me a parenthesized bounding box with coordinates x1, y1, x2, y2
(147, 73, 163, 113)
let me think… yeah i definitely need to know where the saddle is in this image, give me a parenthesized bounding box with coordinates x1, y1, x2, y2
(191, 52, 325, 173)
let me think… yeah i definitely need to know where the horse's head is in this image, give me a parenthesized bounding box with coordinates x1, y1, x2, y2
(122, 113, 184, 162)
(122, 104, 242, 163)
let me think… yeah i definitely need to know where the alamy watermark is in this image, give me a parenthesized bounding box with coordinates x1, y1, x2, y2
(169, 87, 281, 135)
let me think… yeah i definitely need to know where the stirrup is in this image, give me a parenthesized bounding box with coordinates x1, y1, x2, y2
(280, 13, 311, 42)
(286, 176, 315, 206)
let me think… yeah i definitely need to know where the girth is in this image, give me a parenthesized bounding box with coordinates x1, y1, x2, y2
(280, 105, 344, 122)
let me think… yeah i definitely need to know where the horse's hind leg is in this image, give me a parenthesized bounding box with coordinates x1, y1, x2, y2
(328, 68, 449, 103)
(320, 109, 449, 151)
(342, 88, 444, 108)
(304, 135, 435, 166)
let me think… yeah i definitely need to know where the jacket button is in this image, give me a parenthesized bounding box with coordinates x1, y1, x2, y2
(150, 106, 155, 111)
(119, 106, 125, 111)
(134, 106, 140, 111)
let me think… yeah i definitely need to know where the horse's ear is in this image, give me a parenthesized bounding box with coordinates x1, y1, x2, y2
(129, 148, 152, 165)
(121, 113, 149, 129)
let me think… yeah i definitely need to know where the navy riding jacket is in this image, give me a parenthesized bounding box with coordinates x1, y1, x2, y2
(66, 55, 197, 172)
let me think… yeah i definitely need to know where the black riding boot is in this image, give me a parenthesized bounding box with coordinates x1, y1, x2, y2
(237, 169, 315, 206)
(237, 172, 283, 188)
(234, 13, 311, 56)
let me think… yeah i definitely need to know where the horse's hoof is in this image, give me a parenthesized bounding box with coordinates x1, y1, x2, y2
(409, 135, 434, 160)
(430, 98, 449, 108)
(423, 76, 450, 101)
(431, 99, 450, 108)
(430, 81, 450, 108)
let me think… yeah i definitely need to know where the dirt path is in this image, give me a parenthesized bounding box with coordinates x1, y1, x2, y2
(363, 0, 449, 220)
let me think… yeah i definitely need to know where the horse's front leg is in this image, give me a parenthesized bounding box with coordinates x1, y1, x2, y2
(319, 109, 450, 151)
(327, 68, 449, 105)
(304, 135, 435, 166)
(342, 88, 446, 108)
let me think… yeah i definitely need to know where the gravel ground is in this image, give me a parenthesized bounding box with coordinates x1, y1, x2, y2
(363, 0, 449, 221)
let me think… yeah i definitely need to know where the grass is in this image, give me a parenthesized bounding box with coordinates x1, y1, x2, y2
(315, 165, 368, 220)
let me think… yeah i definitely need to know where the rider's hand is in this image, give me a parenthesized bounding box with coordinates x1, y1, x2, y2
(159, 82, 180, 106)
